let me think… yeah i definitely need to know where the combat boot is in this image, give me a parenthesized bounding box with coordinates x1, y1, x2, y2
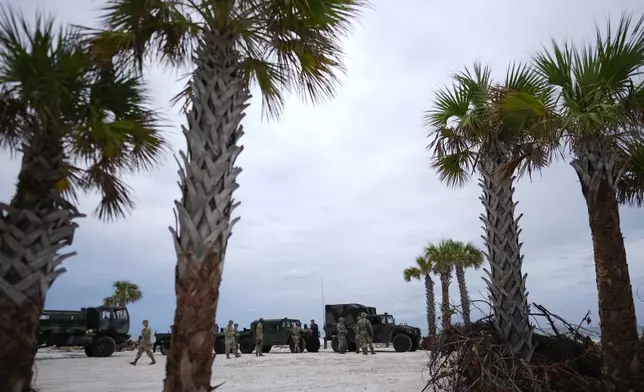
(226, 354, 230, 359)
(129, 361, 137, 366)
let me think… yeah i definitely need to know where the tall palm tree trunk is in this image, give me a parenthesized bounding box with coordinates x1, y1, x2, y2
(439, 272, 451, 330)
(454, 264, 471, 326)
(571, 143, 642, 391)
(423, 273, 437, 336)
(0, 136, 80, 392)
(163, 31, 247, 392)
(478, 155, 533, 360)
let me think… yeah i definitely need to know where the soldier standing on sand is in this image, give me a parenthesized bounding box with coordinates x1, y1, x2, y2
(224, 320, 240, 359)
(358, 312, 376, 355)
(337, 317, 348, 354)
(233, 323, 241, 354)
(353, 315, 362, 354)
(292, 321, 302, 353)
(130, 320, 156, 365)
(255, 318, 265, 356)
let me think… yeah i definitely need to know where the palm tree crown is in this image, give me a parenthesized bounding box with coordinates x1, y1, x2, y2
(0, 8, 167, 220)
(103, 280, 143, 307)
(90, 0, 369, 118)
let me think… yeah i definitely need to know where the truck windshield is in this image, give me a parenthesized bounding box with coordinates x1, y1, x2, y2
(115, 309, 128, 320)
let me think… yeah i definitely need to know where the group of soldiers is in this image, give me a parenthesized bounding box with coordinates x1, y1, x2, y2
(336, 312, 376, 355)
(222, 318, 320, 357)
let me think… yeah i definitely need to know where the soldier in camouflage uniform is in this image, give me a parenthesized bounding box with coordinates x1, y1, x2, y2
(130, 320, 156, 365)
(233, 323, 240, 353)
(336, 317, 348, 354)
(224, 320, 240, 358)
(358, 312, 376, 355)
(353, 315, 362, 354)
(292, 321, 302, 353)
(255, 318, 264, 356)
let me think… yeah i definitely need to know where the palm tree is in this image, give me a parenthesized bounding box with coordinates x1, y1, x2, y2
(425, 62, 555, 359)
(0, 9, 165, 392)
(103, 280, 143, 307)
(403, 255, 437, 336)
(90, 1, 368, 390)
(425, 240, 457, 330)
(526, 14, 644, 389)
(449, 240, 483, 326)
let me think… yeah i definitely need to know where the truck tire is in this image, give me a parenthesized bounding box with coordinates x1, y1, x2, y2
(262, 345, 272, 353)
(392, 334, 412, 353)
(84, 345, 94, 357)
(160, 340, 171, 356)
(92, 336, 116, 357)
(306, 337, 321, 353)
(214, 338, 225, 355)
(239, 337, 254, 354)
(410, 336, 419, 352)
(331, 336, 339, 352)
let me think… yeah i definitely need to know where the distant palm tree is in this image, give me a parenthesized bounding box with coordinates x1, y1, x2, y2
(103, 280, 143, 307)
(0, 9, 164, 391)
(403, 256, 437, 336)
(450, 241, 483, 326)
(425, 240, 457, 330)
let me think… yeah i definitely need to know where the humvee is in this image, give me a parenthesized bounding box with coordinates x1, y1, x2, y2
(323, 303, 421, 352)
(155, 318, 320, 355)
(37, 306, 131, 357)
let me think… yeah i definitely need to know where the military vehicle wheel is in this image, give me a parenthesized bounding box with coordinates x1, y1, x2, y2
(160, 340, 171, 356)
(214, 338, 225, 354)
(92, 336, 116, 357)
(288, 337, 305, 353)
(306, 337, 320, 353)
(410, 336, 419, 352)
(239, 337, 254, 354)
(262, 345, 272, 353)
(392, 333, 412, 353)
(331, 337, 339, 352)
(84, 345, 94, 357)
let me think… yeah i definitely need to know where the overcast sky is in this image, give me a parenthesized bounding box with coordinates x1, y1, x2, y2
(2, 0, 644, 336)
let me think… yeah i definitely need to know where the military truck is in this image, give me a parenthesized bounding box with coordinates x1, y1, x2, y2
(155, 318, 320, 355)
(323, 303, 421, 352)
(37, 306, 131, 357)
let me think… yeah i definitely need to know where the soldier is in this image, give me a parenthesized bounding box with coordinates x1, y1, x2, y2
(130, 320, 156, 366)
(310, 319, 319, 339)
(358, 312, 376, 355)
(336, 317, 348, 354)
(353, 315, 362, 354)
(292, 321, 302, 353)
(224, 320, 240, 358)
(255, 318, 264, 356)
(233, 323, 240, 354)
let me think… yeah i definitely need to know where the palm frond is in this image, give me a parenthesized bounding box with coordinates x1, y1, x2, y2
(617, 141, 644, 207)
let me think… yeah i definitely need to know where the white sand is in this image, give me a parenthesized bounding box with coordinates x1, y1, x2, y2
(34, 346, 431, 392)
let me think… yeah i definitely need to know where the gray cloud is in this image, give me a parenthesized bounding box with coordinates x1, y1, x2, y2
(2, 0, 644, 335)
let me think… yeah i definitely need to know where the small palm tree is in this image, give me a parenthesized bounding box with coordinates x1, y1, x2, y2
(103, 280, 143, 307)
(425, 62, 555, 358)
(403, 256, 437, 336)
(0, 9, 165, 391)
(450, 241, 484, 326)
(91, 1, 368, 390)
(524, 13, 644, 389)
(425, 240, 456, 331)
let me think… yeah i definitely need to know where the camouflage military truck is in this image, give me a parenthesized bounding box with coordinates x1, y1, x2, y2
(323, 303, 422, 352)
(155, 318, 320, 355)
(37, 306, 131, 357)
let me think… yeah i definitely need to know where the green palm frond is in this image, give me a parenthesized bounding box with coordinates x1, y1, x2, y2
(617, 141, 644, 207)
(91, 0, 370, 120)
(403, 266, 421, 282)
(0, 6, 167, 222)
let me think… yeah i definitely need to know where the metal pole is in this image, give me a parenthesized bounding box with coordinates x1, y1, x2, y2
(321, 275, 327, 349)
